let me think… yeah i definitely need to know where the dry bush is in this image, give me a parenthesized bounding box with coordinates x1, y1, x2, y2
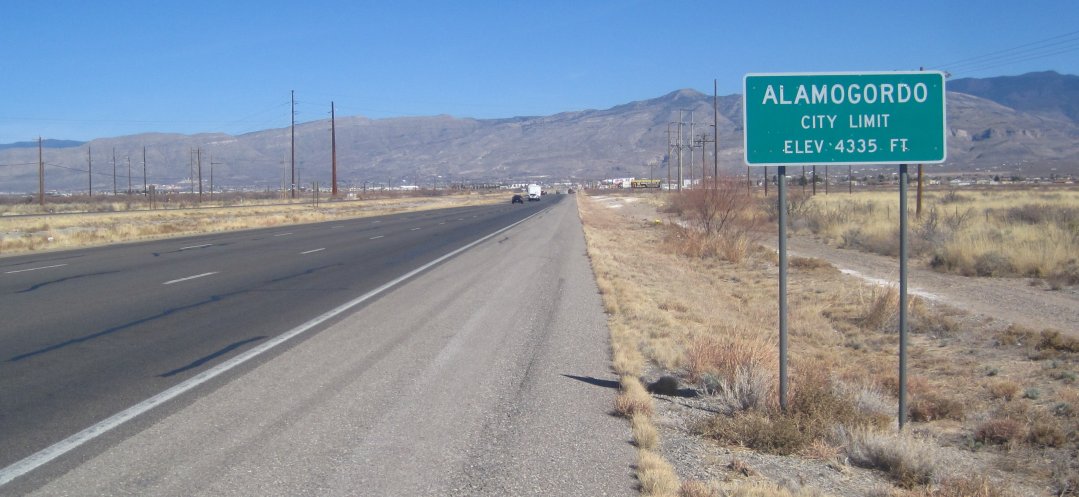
(974, 418, 1025, 445)
(665, 181, 763, 263)
(860, 286, 901, 331)
(727, 483, 830, 497)
(839, 427, 938, 488)
(679, 480, 719, 497)
(699, 366, 889, 456)
(987, 380, 1020, 401)
(909, 390, 966, 422)
(633, 413, 660, 450)
(1038, 329, 1079, 354)
(995, 324, 1036, 347)
(929, 475, 1016, 497)
(686, 335, 776, 384)
(789, 256, 833, 270)
(616, 377, 654, 418)
(800, 438, 842, 461)
(638, 449, 681, 496)
(1027, 416, 1067, 448)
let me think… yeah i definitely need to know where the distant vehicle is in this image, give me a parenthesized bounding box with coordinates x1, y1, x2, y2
(567, 188, 576, 194)
(527, 184, 541, 201)
(511, 194, 524, 204)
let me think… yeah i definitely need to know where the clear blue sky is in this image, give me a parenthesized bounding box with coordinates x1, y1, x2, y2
(2, 0, 1077, 143)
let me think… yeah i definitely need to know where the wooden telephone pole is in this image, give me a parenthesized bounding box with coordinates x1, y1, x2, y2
(331, 101, 338, 197)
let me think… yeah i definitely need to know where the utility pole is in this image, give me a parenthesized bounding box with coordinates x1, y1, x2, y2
(291, 90, 296, 199)
(189, 149, 195, 195)
(331, 101, 338, 197)
(142, 146, 147, 194)
(688, 113, 695, 188)
(677, 110, 683, 192)
(666, 122, 675, 191)
(112, 148, 117, 195)
(210, 154, 222, 201)
(38, 137, 44, 206)
(87, 145, 92, 197)
(713, 79, 719, 189)
(197, 148, 203, 203)
(126, 155, 132, 194)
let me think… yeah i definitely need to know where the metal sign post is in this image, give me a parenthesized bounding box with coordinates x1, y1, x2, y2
(898, 163, 910, 428)
(777, 165, 789, 412)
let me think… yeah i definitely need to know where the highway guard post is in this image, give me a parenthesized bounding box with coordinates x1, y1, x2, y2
(742, 71, 946, 428)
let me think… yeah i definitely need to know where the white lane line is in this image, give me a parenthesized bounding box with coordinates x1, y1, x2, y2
(162, 272, 219, 285)
(273, 232, 294, 237)
(0, 206, 549, 488)
(370, 235, 384, 240)
(331, 226, 344, 229)
(4, 264, 67, 274)
(411, 227, 421, 231)
(373, 220, 381, 223)
(179, 243, 213, 251)
(439, 222, 445, 225)
(301, 248, 325, 255)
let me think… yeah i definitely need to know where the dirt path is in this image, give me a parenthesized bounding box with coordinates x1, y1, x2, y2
(774, 235, 1079, 334)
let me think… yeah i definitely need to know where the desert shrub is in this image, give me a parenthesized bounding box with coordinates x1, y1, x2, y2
(909, 390, 966, 422)
(839, 427, 938, 488)
(973, 251, 1013, 277)
(974, 418, 1025, 445)
(632, 413, 660, 450)
(686, 336, 777, 392)
(1027, 417, 1066, 448)
(995, 324, 1037, 347)
(988, 380, 1020, 401)
(699, 367, 888, 455)
(860, 286, 900, 331)
(679, 480, 719, 497)
(790, 256, 833, 270)
(940, 189, 968, 204)
(932, 475, 1016, 497)
(615, 377, 654, 418)
(1038, 329, 1079, 354)
(638, 449, 680, 496)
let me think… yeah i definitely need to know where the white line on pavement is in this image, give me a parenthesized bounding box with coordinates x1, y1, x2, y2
(162, 272, 219, 285)
(370, 235, 384, 240)
(179, 244, 213, 251)
(301, 248, 325, 255)
(273, 232, 294, 237)
(4, 264, 67, 274)
(411, 227, 421, 231)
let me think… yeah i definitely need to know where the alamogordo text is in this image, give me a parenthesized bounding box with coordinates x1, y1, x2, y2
(761, 82, 930, 106)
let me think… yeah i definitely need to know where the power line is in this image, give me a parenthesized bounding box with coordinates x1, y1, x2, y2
(931, 29, 1079, 77)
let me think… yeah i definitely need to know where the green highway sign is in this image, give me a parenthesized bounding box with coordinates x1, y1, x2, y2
(743, 71, 946, 165)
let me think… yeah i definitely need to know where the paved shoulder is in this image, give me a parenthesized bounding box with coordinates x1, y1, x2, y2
(30, 197, 635, 496)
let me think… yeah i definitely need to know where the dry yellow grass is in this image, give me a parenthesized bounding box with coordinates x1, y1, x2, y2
(637, 449, 681, 497)
(793, 186, 1079, 283)
(0, 192, 502, 256)
(579, 189, 1070, 495)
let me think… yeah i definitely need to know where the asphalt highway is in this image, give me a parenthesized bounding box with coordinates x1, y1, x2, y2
(0, 194, 638, 494)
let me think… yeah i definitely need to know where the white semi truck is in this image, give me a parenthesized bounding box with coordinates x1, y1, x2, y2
(527, 184, 541, 201)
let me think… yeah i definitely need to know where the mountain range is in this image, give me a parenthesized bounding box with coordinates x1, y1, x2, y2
(2, 71, 1078, 193)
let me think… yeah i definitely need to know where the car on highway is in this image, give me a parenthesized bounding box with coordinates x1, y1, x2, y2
(511, 194, 524, 204)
